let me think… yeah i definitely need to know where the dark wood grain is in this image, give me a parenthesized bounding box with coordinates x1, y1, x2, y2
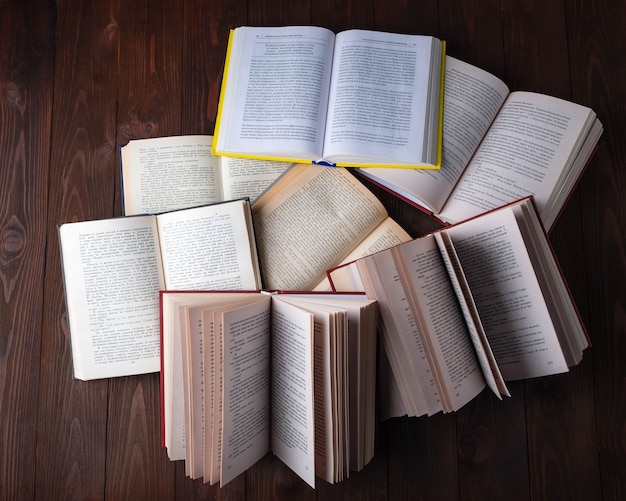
(1, 0, 624, 499)
(0, 0, 54, 499)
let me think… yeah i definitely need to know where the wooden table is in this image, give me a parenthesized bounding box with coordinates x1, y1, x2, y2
(1, 0, 623, 499)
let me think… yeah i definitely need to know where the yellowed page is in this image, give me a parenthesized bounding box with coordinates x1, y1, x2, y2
(252, 165, 389, 290)
(121, 135, 222, 216)
(313, 217, 411, 291)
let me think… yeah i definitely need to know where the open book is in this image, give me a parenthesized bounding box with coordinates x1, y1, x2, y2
(120, 135, 292, 216)
(328, 198, 589, 418)
(58, 200, 261, 380)
(212, 26, 445, 168)
(357, 56, 603, 231)
(160, 291, 378, 488)
(251, 164, 412, 291)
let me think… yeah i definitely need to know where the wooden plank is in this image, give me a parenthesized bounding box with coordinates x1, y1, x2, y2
(567, 0, 626, 498)
(386, 415, 458, 501)
(456, 388, 530, 500)
(34, 0, 119, 498)
(0, 0, 54, 498)
(105, 0, 184, 497)
(181, 0, 247, 136)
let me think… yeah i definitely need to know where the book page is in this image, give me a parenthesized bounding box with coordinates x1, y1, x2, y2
(270, 298, 316, 488)
(220, 295, 272, 486)
(356, 56, 509, 213)
(323, 30, 441, 165)
(394, 237, 487, 411)
(161, 292, 226, 464)
(121, 135, 223, 216)
(312, 217, 411, 291)
(181, 305, 206, 479)
(214, 26, 335, 160)
(281, 295, 378, 471)
(440, 92, 595, 228)
(207, 309, 224, 484)
(252, 165, 388, 290)
(433, 232, 509, 398)
(220, 157, 293, 202)
(359, 253, 438, 416)
(156, 200, 261, 290)
(59, 216, 164, 380)
(443, 207, 569, 379)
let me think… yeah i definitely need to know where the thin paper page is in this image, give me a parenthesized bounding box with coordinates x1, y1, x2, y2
(220, 296, 272, 486)
(361, 254, 437, 415)
(59, 216, 164, 380)
(121, 135, 223, 216)
(433, 232, 509, 398)
(356, 55, 509, 213)
(324, 31, 438, 164)
(182, 306, 207, 479)
(313, 218, 411, 291)
(220, 157, 293, 202)
(216, 26, 335, 159)
(444, 207, 569, 379)
(441, 92, 594, 227)
(156, 201, 260, 290)
(395, 237, 487, 411)
(252, 165, 388, 290)
(270, 298, 316, 488)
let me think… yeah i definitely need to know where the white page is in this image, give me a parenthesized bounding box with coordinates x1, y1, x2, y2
(156, 201, 260, 290)
(324, 30, 439, 165)
(220, 157, 292, 202)
(270, 298, 316, 488)
(220, 296, 272, 486)
(444, 207, 569, 379)
(440, 92, 595, 228)
(395, 237, 487, 411)
(215, 26, 335, 160)
(121, 135, 222, 216)
(59, 216, 164, 380)
(356, 56, 509, 211)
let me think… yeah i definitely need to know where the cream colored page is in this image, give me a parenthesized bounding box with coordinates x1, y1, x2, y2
(252, 165, 387, 290)
(440, 92, 594, 228)
(202, 308, 217, 482)
(121, 135, 223, 216)
(291, 301, 336, 483)
(160, 294, 190, 461)
(323, 31, 439, 164)
(360, 254, 437, 416)
(270, 299, 316, 488)
(208, 310, 224, 484)
(433, 232, 508, 398)
(162, 293, 230, 466)
(184, 305, 210, 479)
(313, 217, 411, 291)
(220, 296, 272, 486)
(356, 56, 509, 212)
(156, 201, 260, 290)
(444, 207, 569, 379)
(395, 237, 487, 411)
(216, 26, 335, 159)
(220, 157, 293, 202)
(59, 216, 164, 380)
